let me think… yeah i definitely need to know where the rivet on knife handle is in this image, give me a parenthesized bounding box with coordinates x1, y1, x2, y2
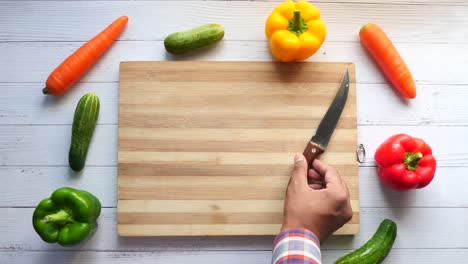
(303, 141, 325, 169)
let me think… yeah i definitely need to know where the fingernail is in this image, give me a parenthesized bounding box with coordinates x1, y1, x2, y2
(294, 154, 304, 163)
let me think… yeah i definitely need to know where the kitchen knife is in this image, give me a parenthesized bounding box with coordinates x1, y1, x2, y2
(303, 68, 349, 169)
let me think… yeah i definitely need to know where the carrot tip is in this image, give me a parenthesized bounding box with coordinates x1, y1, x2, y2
(359, 23, 371, 34)
(42, 87, 49, 95)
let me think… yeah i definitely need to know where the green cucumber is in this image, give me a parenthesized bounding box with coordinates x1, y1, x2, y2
(164, 24, 224, 54)
(69, 93, 100, 171)
(335, 219, 397, 264)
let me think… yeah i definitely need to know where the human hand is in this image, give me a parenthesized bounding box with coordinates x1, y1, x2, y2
(281, 154, 353, 241)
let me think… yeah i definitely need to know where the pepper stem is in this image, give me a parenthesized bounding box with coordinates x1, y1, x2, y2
(288, 10, 308, 36)
(42, 87, 49, 95)
(293, 10, 301, 31)
(404, 152, 423, 171)
(44, 210, 71, 225)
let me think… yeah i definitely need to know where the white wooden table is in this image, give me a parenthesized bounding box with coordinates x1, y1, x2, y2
(1, 1, 467, 263)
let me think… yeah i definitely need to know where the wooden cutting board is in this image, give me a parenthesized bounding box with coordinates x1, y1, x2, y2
(117, 61, 358, 236)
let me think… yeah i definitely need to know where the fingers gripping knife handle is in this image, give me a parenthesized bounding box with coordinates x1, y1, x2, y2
(303, 142, 325, 170)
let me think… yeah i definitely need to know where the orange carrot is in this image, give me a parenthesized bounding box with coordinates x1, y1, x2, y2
(43, 16, 129, 96)
(359, 23, 416, 99)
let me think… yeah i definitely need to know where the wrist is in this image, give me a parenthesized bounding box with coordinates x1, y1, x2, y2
(281, 221, 322, 241)
(281, 219, 299, 232)
(275, 227, 321, 248)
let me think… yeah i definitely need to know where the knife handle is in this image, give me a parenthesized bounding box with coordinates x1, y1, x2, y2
(303, 142, 325, 170)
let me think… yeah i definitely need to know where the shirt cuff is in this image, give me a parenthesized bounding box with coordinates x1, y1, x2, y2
(272, 228, 321, 264)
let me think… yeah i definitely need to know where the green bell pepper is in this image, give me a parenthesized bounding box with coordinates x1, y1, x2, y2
(32, 187, 101, 246)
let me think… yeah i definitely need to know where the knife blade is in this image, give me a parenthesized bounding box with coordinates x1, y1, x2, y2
(303, 68, 349, 169)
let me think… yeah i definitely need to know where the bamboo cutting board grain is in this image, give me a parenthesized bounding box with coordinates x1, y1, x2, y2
(117, 61, 358, 236)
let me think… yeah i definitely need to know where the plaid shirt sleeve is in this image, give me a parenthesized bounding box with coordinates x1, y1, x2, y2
(271, 228, 321, 264)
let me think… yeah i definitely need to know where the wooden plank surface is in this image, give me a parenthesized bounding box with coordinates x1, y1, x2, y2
(4, 249, 468, 264)
(2, 82, 467, 126)
(2, 125, 468, 167)
(2, 167, 467, 208)
(2, 1, 468, 43)
(3, 41, 468, 85)
(117, 61, 358, 236)
(3, 207, 468, 251)
(2, 0, 468, 263)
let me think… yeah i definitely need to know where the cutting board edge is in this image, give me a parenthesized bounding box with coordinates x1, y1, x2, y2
(117, 222, 360, 237)
(119, 61, 356, 79)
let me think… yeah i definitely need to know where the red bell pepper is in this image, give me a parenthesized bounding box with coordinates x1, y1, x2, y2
(374, 134, 436, 191)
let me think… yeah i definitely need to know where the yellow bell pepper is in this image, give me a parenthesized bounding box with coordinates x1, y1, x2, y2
(265, 0, 326, 62)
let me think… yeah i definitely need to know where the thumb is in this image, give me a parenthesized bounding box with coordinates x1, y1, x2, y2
(290, 154, 308, 187)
